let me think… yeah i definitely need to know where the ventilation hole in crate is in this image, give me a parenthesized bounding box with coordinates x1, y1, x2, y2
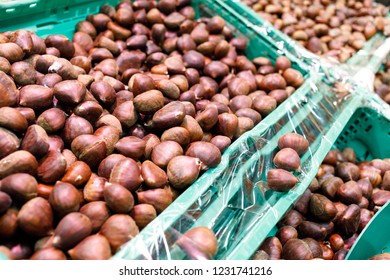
(5, 8, 15, 13)
(365, 125, 372, 133)
(29, 3, 37, 8)
(37, 21, 58, 28)
(354, 119, 360, 125)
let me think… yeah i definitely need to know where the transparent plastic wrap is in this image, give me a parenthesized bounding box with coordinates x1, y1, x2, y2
(0, 0, 326, 261)
(345, 38, 390, 93)
(225, 0, 390, 96)
(1, 0, 386, 261)
(232, 0, 390, 65)
(112, 65, 373, 260)
(250, 92, 390, 260)
(346, 35, 388, 70)
(222, 0, 321, 69)
(318, 35, 390, 104)
(109, 0, 390, 262)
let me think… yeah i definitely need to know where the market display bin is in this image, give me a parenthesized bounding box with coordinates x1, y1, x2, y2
(0, 0, 328, 260)
(225, 0, 390, 70)
(225, 1, 390, 110)
(114, 74, 369, 260)
(239, 94, 390, 260)
(1, 0, 389, 262)
(0, 0, 313, 73)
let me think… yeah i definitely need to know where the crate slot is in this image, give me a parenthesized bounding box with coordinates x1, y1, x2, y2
(36, 21, 59, 28)
(365, 125, 373, 132)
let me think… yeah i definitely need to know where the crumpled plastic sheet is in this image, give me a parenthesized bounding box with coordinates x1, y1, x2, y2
(112, 0, 390, 261)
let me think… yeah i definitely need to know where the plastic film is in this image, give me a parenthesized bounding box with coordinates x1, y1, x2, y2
(2, 0, 389, 261)
(114, 66, 370, 260)
(250, 88, 390, 260)
(84, 0, 390, 262)
(112, 0, 390, 261)
(236, 0, 390, 64)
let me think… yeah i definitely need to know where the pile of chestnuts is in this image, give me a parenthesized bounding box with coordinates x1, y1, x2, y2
(0, 0, 306, 260)
(242, 0, 390, 63)
(374, 59, 390, 104)
(253, 147, 390, 260)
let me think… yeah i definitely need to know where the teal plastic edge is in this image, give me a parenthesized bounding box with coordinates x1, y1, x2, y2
(0, 0, 120, 38)
(0, 0, 321, 261)
(0, 0, 45, 22)
(346, 200, 390, 260)
(222, 95, 364, 260)
(0, 0, 371, 261)
(0, 0, 317, 261)
(220, 0, 321, 65)
(111, 73, 323, 260)
(232, 92, 390, 260)
(110, 0, 338, 260)
(0, 252, 7, 260)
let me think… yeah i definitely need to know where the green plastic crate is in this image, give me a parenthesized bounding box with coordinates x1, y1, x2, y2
(250, 100, 390, 260)
(0, 0, 367, 261)
(225, 0, 390, 70)
(114, 80, 369, 260)
(346, 200, 390, 260)
(215, 96, 390, 260)
(0, 0, 321, 260)
(0, 0, 119, 37)
(333, 105, 390, 160)
(0, 0, 49, 26)
(0, 0, 312, 74)
(346, 33, 388, 70)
